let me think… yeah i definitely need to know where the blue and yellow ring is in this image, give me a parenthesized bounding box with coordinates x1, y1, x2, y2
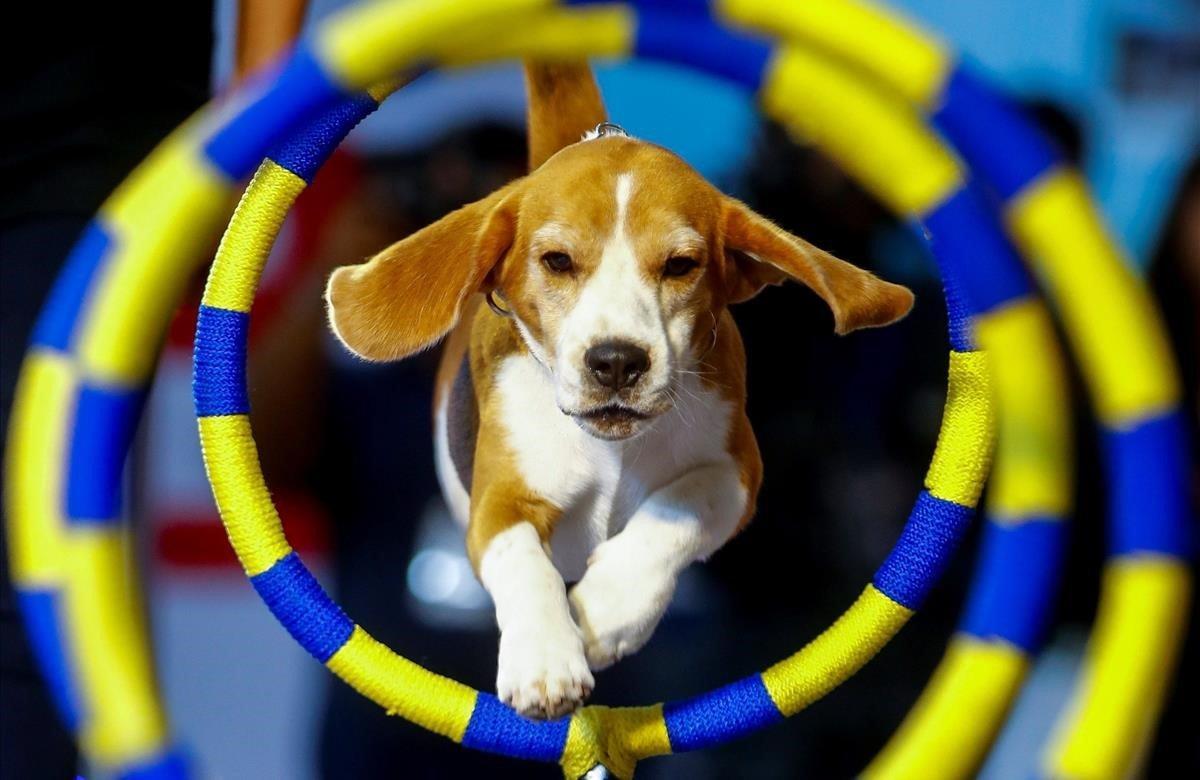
(191, 6, 997, 778)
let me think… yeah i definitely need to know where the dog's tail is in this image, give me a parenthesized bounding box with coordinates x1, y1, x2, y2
(524, 61, 608, 171)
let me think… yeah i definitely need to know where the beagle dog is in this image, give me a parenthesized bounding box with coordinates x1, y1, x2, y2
(325, 63, 913, 720)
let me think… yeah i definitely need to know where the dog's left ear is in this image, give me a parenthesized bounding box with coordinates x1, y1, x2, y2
(326, 183, 520, 362)
(720, 197, 914, 334)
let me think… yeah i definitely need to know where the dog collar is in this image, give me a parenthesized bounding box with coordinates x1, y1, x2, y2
(592, 122, 628, 138)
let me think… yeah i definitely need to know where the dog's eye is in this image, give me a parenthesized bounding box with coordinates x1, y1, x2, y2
(663, 256, 699, 278)
(542, 251, 573, 273)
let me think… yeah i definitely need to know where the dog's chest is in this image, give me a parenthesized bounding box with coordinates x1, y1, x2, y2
(494, 355, 733, 580)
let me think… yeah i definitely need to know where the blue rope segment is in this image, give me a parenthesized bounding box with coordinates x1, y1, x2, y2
(1103, 410, 1195, 558)
(249, 552, 354, 663)
(461, 693, 570, 761)
(268, 93, 379, 183)
(204, 46, 348, 181)
(931, 66, 1062, 201)
(932, 242, 975, 353)
(30, 221, 112, 352)
(873, 491, 974, 609)
(633, 10, 773, 91)
(65, 384, 145, 522)
(16, 590, 81, 729)
(116, 749, 190, 780)
(663, 674, 782, 752)
(922, 184, 1035, 317)
(960, 518, 1067, 652)
(568, 0, 711, 15)
(193, 305, 250, 417)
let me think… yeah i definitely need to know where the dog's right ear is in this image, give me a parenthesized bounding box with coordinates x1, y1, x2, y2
(720, 196, 914, 334)
(326, 183, 520, 362)
(525, 61, 607, 170)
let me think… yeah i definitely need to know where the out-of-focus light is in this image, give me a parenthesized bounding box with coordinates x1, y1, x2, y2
(407, 549, 464, 605)
(404, 501, 492, 629)
(406, 547, 490, 614)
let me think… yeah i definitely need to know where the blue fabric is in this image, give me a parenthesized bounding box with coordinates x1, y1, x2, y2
(569, 0, 711, 13)
(944, 283, 974, 352)
(873, 491, 974, 609)
(937, 252, 974, 352)
(17, 590, 81, 729)
(30, 222, 112, 352)
(931, 66, 1062, 201)
(65, 385, 145, 523)
(922, 185, 1034, 317)
(204, 46, 347, 181)
(269, 93, 379, 183)
(960, 518, 1067, 652)
(193, 305, 250, 417)
(461, 693, 570, 761)
(1104, 410, 1194, 558)
(663, 674, 782, 752)
(116, 749, 190, 780)
(250, 553, 354, 663)
(634, 9, 773, 91)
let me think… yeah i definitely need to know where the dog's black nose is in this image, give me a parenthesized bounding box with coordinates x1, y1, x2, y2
(585, 341, 650, 390)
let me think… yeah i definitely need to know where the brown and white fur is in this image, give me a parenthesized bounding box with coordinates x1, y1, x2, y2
(325, 62, 913, 720)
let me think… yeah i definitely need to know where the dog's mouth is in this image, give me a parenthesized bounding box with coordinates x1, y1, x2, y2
(566, 404, 653, 440)
(579, 404, 649, 424)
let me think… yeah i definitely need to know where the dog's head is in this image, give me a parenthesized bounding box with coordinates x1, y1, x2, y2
(326, 67, 913, 441)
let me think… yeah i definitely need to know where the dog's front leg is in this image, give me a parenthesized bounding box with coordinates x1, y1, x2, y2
(478, 521, 593, 719)
(569, 463, 747, 670)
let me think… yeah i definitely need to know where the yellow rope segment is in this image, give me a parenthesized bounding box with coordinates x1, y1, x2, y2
(1046, 558, 1192, 778)
(974, 299, 1072, 520)
(762, 585, 913, 716)
(1006, 170, 1180, 427)
(864, 635, 1028, 778)
(325, 626, 479, 742)
(4, 351, 75, 585)
(924, 351, 996, 509)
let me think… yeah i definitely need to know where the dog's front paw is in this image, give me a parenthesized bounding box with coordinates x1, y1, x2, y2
(496, 620, 593, 720)
(569, 546, 676, 671)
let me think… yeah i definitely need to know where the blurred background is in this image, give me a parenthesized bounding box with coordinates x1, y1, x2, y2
(2, 0, 1196, 777)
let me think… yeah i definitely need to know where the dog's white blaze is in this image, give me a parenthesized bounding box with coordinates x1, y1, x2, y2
(554, 173, 670, 402)
(614, 171, 633, 225)
(495, 352, 738, 581)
